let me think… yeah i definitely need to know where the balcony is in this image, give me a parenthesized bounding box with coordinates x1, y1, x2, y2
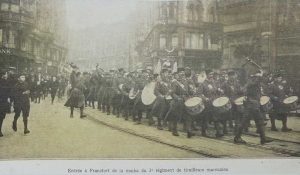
(0, 11, 34, 26)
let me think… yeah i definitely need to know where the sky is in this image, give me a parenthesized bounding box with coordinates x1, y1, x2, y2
(66, 0, 138, 30)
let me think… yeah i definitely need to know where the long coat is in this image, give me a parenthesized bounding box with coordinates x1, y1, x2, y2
(0, 78, 10, 115)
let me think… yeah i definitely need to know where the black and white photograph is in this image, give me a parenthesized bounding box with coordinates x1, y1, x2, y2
(0, 0, 299, 174)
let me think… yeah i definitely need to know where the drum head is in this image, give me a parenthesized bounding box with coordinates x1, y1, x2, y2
(119, 84, 124, 90)
(283, 96, 298, 104)
(260, 96, 270, 105)
(234, 96, 246, 105)
(185, 97, 203, 107)
(213, 97, 229, 107)
(141, 82, 156, 105)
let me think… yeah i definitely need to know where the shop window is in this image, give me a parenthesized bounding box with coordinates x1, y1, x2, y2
(159, 34, 166, 49)
(11, 4, 20, 13)
(1, 3, 9, 11)
(185, 32, 203, 49)
(171, 34, 178, 48)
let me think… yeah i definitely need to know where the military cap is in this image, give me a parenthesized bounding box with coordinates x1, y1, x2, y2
(227, 70, 236, 76)
(205, 69, 213, 75)
(177, 67, 185, 72)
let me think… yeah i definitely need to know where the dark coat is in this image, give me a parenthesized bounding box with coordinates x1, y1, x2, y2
(0, 78, 10, 114)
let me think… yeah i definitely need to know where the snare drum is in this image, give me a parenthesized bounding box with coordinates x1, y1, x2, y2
(184, 97, 205, 116)
(213, 96, 232, 114)
(283, 96, 299, 111)
(260, 96, 273, 112)
(234, 96, 246, 113)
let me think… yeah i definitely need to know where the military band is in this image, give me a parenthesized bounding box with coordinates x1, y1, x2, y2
(0, 62, 298, 146)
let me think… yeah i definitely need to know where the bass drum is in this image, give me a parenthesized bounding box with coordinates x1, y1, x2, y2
(213, 96, 232, 114)
(141, 82, 157, 106)
(283, 96, 299, 111)
(184, 97, 205, 116)
(260, 96, 273, 112)
(234, 96, 246, 113)
(129, 88, 139, 100)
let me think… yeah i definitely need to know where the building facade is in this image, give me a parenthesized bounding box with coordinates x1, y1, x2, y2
(218, 0, 300, 78)
(134, 0, 223, 72)
(0, 0, 68, 75)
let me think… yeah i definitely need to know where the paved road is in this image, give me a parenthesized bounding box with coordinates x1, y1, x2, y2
(0, 99, 203, 159)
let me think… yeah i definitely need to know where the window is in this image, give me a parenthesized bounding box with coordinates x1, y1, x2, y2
(8, 30, 16, 48)
(1, 3, 9, 11)
(159, 34, 166, 49)
(185, 32, 203, 49)
(172, 34, 178, 48)
(11, 4, 20, 13)
(169, 2, 176, 19)
(0, 29, 2, 46)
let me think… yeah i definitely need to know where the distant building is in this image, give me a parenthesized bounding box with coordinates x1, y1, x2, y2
(0, 0, 68, 75)
(134, 0, 223, 72)
(217, 0, 300, 78)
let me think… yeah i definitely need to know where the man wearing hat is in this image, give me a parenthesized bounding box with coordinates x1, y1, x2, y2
(166, 67, 188, 136)
(269, 72, 293, 132)
(234, 70, 273, 144)
(152, 68, 172, 129)
(0, 70, 10, 137)
(222, 70, 243, 133)
(12, 72, 31, 134)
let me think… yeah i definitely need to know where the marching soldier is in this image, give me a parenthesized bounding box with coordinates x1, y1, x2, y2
(0, 70, 10, 137)
(49, 76, 59, 104)
(120, 72, 134, 120)
(234, 71, 273, 144)
(152, 68, 172, 130)
(222, 70, 244, 134)
(12, 72, 31, 134)
(269, 72, 293, 132)
(166, 68, 188, 136)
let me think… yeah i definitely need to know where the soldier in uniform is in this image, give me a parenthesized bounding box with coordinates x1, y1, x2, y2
(152, 68, 172, 130)
(166, 68, 188, 136)
(64, 66, 87, 118)
(234, 71, 273, 144)
(49, 76, 59, 104)
(102, 70, 115, 115)
(12, 72, 31, 134)
(132, 70, 148, 124)
(0, 70, 10, 137)
(111, 69, 125, 117)
(269, 73, 293, 132)
(198, 70, 220, 137)
(222, 70, 244, 134)
(120, 72, 134, 120)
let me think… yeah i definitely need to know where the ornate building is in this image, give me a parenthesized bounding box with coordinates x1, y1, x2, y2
(0, 0, 68, 75)
(134, 0, 223, 72)
(218, 0, 300, 78)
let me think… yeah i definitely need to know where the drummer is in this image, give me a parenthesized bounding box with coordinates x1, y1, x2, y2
(166, 68, 188, 136)
(196, 69, 220, 137)
(222, 70, 244, 134)
(152, 67, 172, 130)
(234, 71, 273, 145)
(269, 72, 293, 132)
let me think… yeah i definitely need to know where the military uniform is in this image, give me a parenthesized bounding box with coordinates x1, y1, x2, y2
(269, 77, 293, 132)
(12, 78, 31, 134)
(0, 74, 10, 137)
(234, 75, 273, 144)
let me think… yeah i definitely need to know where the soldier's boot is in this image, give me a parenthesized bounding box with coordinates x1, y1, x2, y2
(281, 116, 292, 132)
(214, 121, 224, 138)
(102, 105, 106, 113)
(0, 118, 3, 137)
(116, 108, 120, 118)
(222, 121, 228, 135)
(270, 117, 278, 131)
(106, 106, 111, 115)
(23, 119, 30, 134)
(234, 136, 246, 144)
(257, 125, 273, 144)
(172, 120, 179, 136)
(92, 102, 95, 109)
(12, 118, 17, 132)
(80, 107, 87, 118)
(157, 119, 163, 130)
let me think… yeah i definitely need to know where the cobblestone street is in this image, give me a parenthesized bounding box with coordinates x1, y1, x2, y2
(1, 98, 299, 159)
